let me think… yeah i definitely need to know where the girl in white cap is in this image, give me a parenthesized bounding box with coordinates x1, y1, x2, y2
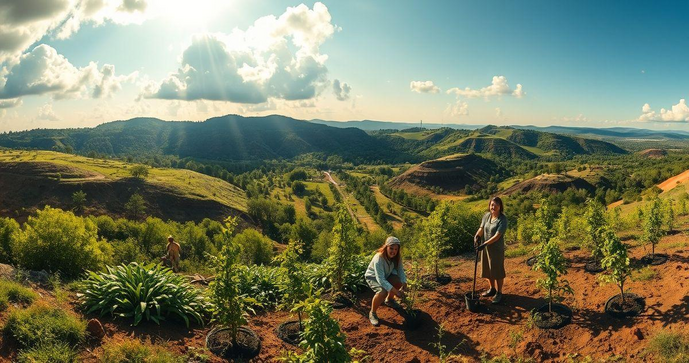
(364, 236, 407, 326)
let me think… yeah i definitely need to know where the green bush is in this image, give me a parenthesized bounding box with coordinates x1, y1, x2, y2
(0, 279, 38, 311)
(4, 303, 86, 349)
(17, 342, 78, 363)
(100, 338, 183, 363)
(233, 229, 274, 265)
(0, 217, 19, 264)
(79, 263, 211, 327)
(13, 206, 113, 278)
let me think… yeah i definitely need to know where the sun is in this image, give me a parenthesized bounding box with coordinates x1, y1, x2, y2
(149, 0, 233, 30)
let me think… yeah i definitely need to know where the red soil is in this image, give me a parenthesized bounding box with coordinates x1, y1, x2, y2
(71, 232, 689, 362)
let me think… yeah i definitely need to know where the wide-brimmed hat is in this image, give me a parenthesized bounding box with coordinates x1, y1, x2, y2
(385, 236, 401, 246)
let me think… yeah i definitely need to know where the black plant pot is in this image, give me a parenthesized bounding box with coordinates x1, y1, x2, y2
(464, 291, 480, 313)
(275, 319, 303, 346)
(206, 326, 261, 360)
(403, 309, 423, 330)
(640, 254, 668, 266)
(604, 293, 645, 318)
(322, 292, 354, 309)
(584, 259, 604, 273)
(532, 303, 572, 330)
(526, 256, 538, 267)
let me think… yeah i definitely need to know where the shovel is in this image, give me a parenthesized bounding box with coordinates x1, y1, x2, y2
(465, 238, 482, 312)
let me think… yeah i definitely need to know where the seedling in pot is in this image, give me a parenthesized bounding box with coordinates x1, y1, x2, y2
(207, 217, 261, 359)
(599, 227, 645, 318)
(532, 236, 573, 329)
(642, 197, 667, 265)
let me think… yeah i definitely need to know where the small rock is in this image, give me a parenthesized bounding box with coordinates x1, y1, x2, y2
(387, 348, 393, 354)
(632, 327, 644, 340)
(86, 318, 106, 340)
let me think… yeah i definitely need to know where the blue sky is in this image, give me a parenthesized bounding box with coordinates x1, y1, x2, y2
(0, 0, 688, 131)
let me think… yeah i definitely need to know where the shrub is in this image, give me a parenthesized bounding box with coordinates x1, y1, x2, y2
(129, 165, 149, 179)
(0, 279, 38, 311)
(100, 338, 183, 363)
(233, 228, 274, 265)
(80, 263, 210, 327)
(236, 264, 285, 309)
(14, 206, 113, 278)
(0, 217, 19, 264)
(17, 342, 77, 363)
(275, 240, 309, 325)
(4, 303, 86, 349)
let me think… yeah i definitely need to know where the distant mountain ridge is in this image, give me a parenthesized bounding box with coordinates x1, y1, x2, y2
(0, 115, 627, 164)
(0, 115, 418, 164)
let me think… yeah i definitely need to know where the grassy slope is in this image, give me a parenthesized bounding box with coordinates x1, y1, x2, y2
(0, 150, 247, 212)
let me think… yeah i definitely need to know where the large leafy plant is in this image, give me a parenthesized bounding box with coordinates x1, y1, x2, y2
(79, 262, 210, 327)
(275, 239, 310, 327)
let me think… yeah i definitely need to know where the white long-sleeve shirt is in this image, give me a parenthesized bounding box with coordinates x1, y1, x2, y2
(364, 252, 407, 291)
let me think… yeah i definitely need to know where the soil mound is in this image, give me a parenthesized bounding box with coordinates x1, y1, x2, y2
(502, 173, 595, 195)
(388, 154, 505, 193)
(638, 149, 667, 159)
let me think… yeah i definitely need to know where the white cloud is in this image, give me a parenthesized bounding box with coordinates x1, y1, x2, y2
(0, 0, 153, 63)
(495, 107, 502, 117)
(446, 76, 525, 99)
(0, 98, 22, 108)
(333, 79, 351, 101)
(0, 44, 136, 100)
(562, 114, 588, 123)
(410, 80, 440, 94)
(445, 100, 468, 117)
(639, 99, 689, 122)
(143, 3, 335, 104)
(36, 103, 59, 121)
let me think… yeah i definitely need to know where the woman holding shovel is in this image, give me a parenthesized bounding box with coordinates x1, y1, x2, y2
(474, 197, 508, 304)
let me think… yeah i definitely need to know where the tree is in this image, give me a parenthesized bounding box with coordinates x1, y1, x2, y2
(584, 199, 607, 263)
(125, 193, 147, 220)
(0, 217, 19, 264)
(599, 228, 631, 304)
(421, 202, 450, 279)
(130, 165, 149, 179)
(643, 197, 663, 259)
(291, 181, 306, 196)
(533, 237, 573, 313)
(14, 206, 112, 278)
(72, 190, 87, 213)
(328, 205, 357, 293)
(209, 217, 256, 346)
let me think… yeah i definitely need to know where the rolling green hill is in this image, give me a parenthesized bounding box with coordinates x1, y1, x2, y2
(0, 150, 247, 222)
(0, 115, 417, 164)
